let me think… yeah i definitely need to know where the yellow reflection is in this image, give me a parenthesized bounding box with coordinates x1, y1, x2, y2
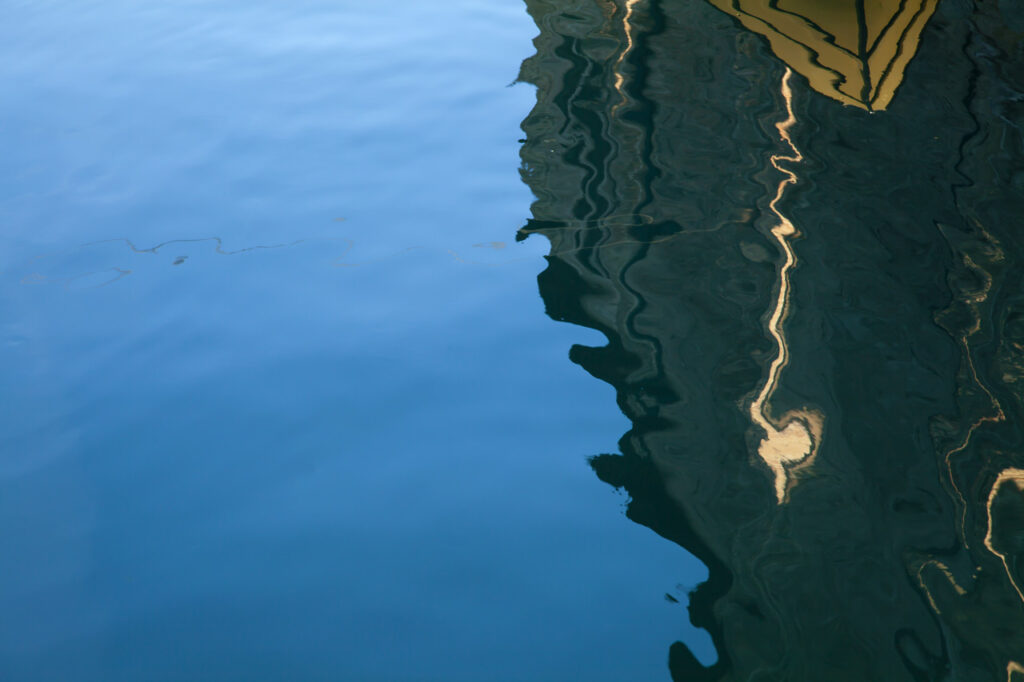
(704, 0, 939, 111)
(612, 0, 642, 116)
(914, 558, 968, 615)
(748, 68, 824, 503)
(1009, 661, 1024, 682)
(984, 468, 1024, 604)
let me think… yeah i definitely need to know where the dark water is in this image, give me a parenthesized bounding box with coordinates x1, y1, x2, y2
(517, 0, 1024, 679)
(3, 0, 1024, 680)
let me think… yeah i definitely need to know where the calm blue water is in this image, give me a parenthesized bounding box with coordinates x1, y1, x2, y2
(0, 1, 713, 680)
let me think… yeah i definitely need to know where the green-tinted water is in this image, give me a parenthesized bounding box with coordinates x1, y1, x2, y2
(517, 0, 1024, 679)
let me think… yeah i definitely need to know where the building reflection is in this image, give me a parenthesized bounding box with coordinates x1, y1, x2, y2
(517, 0, 1024, 679)
(703, 0, 939, 111)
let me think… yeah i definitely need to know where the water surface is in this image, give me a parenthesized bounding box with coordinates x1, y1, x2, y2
(516, 0, 1024, 679)
(3, 0, 1024, 680)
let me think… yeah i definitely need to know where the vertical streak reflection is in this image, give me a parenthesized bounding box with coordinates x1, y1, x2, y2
(748, 67, 824, 503)
(612, 0, 642, 117)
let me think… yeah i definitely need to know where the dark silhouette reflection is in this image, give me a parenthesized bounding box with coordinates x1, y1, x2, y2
(517, 0, 1024, 679)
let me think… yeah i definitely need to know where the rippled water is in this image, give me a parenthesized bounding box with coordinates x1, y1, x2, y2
(3, 1, 1024, 680)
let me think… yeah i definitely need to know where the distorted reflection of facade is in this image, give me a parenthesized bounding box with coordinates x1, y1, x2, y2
(518, 0, 1024, 679)
(704, 0, 939, 111)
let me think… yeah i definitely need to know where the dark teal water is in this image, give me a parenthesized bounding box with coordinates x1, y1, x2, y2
(3, 1, 1024, 680)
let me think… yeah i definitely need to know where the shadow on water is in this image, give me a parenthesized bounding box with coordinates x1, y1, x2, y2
(516, 0, 1024, 679)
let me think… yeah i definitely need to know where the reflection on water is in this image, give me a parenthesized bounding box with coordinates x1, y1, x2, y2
(704, 0, 939, 111)
(24, 237, 306, 289)
(986, 468, 1024, 605)
(748, 66, 823, 504)
(518, 0, 1024, 678)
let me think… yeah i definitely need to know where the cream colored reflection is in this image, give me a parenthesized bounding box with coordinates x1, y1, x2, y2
(1008, 661, 1024, 682)
(985, 468, 1024, 604)
(705, 0, 938, 111)
(748, 68, 824, 504)
(913, 558, 967, 614)
(612, 0, 642, 116)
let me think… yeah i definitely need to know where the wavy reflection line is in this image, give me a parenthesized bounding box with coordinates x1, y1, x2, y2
(23, 236, 310, 288)
(1009, 661, 1024, 682)
(748, 67, 824, 503)
(611, 0, 642, 117)
(941, 245, 1006, 549)
(108, 236, 305, 256)
(28, 236, 306, 264)
(984, 468, 1024, 605)
(913, 558, 968, 614)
